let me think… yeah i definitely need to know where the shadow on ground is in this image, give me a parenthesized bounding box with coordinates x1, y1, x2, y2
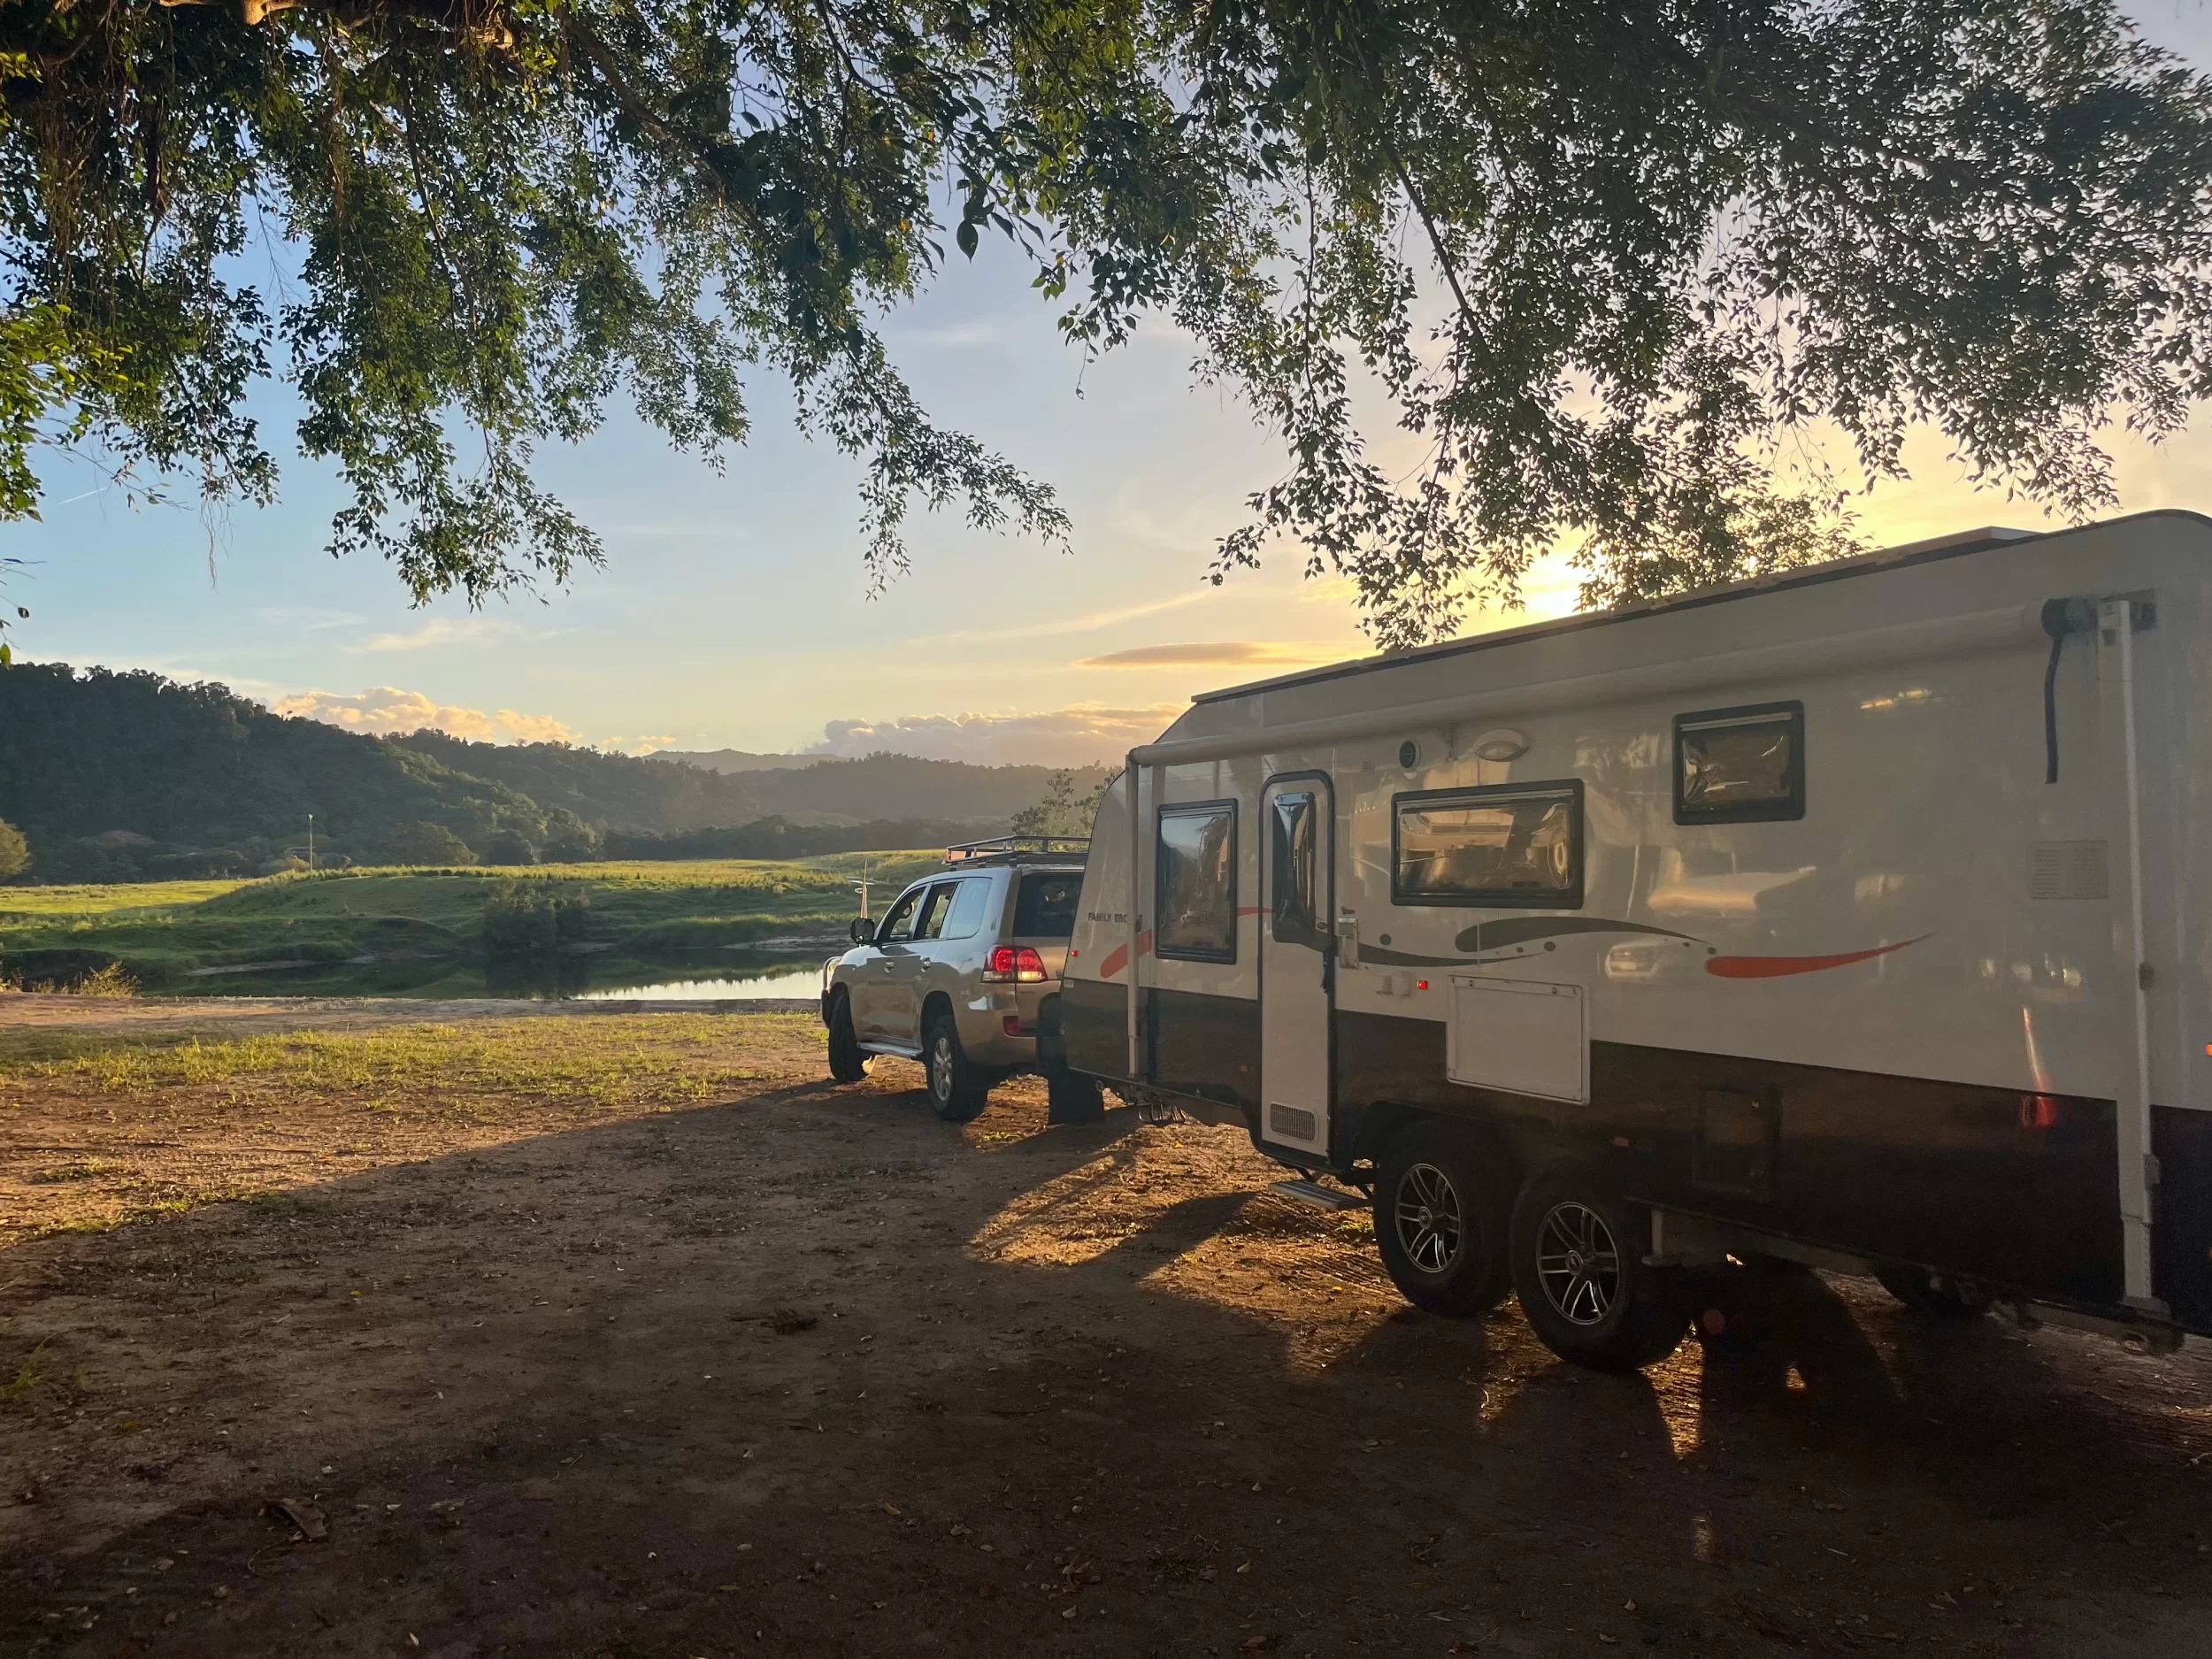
(4, 1061, 2212, 1658)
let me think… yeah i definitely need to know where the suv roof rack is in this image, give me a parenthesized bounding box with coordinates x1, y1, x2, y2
(943, 834, 1091, 866)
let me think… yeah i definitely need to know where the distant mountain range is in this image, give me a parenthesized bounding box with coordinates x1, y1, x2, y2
(0, 664, 1103, 883)
(655, 749, 829, 773)
(652, 750, 1107, 826)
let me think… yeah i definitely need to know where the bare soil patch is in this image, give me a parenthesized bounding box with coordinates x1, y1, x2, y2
(4, 1008, 2212, 1656)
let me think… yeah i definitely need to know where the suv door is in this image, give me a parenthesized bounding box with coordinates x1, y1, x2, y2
(907, 874, 993, 1020)
(852, 885, 925, 1043)
(877, 881, 961, 1048)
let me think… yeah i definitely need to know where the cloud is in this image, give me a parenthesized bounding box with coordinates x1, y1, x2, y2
(1077, 641, 1348, 670)
(890, 319, 1010, 349)
(273, 686, 580, 746)
(602, 733, 677, 754)
(346, 617, 557, 654)
(805, 703, 1188, 767)
(910, 590, 1209, 645)
(251, 606, 365, 633)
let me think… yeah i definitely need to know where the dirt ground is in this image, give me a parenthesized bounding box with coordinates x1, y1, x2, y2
(4, 1006, 2212, 1658)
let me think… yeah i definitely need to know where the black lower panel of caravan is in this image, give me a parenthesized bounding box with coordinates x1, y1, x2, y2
(1058, 979, 1261, 1117)
(1333, 1010, 2125, 1313)
(1065, 987, 2147, 1321)
(1059, 978, 1128, 1080)
(2154, 1107, 2212, 1328)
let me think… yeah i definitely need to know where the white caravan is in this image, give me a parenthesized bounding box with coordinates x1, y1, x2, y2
(1041, 511, 2212, 1369)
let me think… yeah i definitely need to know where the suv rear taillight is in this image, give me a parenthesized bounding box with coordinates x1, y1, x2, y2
(983, 945, 1048, 983)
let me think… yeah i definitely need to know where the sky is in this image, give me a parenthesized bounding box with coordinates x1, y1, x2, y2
(8, 4, 2212, 768)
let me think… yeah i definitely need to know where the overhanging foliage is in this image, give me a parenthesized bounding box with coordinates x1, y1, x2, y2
(4, 0, 2210, 642)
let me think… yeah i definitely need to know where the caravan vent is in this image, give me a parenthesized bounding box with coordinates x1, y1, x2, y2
(1268, 1102, 1318, 1142)
(2029, 840, 2108, 901)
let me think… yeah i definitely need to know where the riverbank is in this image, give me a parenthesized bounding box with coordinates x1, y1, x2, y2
(0, 855, 936, 996)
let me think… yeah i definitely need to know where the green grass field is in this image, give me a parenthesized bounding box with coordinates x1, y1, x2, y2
(0, 854, 943, 995)
(0, 1011, 809, 1106)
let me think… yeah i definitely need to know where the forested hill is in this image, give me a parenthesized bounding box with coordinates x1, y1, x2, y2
(0, 664, 756, 880)
(0, 664, 1082, 883)
(664, 752, 1108, 824)
(391, 732, 757, 834)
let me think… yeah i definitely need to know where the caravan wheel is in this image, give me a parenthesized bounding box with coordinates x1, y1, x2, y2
(1509, 1165, 1689, 1371)
(1373, 1126, 1511, 1316)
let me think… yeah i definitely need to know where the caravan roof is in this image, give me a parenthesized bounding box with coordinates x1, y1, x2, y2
(1191, 523, 2052, 707)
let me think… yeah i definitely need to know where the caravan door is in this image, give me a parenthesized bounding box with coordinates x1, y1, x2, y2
(1259, 776, 1334, 1159)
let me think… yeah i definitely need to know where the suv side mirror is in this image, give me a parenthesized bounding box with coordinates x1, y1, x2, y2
(849, 916, 877, 946)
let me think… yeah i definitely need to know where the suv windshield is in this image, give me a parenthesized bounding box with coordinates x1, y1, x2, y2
(1013, 872, 1081, 938)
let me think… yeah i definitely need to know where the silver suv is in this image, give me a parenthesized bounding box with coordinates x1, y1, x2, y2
(819, 838, 1098, 1122)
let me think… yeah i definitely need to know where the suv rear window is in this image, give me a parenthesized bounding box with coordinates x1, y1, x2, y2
(1013, 872, 1081, 938)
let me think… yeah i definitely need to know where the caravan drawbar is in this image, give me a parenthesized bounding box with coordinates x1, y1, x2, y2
(1042, 511, 2212, 1370)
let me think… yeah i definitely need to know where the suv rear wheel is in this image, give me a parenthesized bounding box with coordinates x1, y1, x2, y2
(923, 1008, 989, 1122)
(826, 994, 869, 1084)
(1044, 1061, 1103, 1125)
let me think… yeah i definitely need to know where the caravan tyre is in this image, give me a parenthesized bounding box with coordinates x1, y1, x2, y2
(1374, 1126, 1512, 1316)
(1509, 1166, 1689, 1371)
(826, 995, 869, 1084)
(923, 1009, 989, 1123)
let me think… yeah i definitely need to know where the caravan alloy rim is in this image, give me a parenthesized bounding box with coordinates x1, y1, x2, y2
(1535, 1201, 1623, 1325)
(1394, 1163, 1464, 1275)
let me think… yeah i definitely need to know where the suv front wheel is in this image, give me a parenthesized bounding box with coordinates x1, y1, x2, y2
(923, 1008, 989, 1122)
(826, 993, 869, 1084)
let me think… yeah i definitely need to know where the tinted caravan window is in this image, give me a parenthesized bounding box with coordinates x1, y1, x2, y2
(1270, 790, 1320, 947)
(1155, 803, 1238, 962)
(1013, 872, 1081, 938)
(1675, 703, 1804, 824)
(1393, 781, 1583, 909)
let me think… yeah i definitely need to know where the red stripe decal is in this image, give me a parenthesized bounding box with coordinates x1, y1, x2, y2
(1100, 910, 1265, 979)
(1705, 935, 1928, 979)
(1099, 931, 1154, 979)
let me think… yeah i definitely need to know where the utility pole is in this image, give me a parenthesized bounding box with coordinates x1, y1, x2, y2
(849, 856, 875, 918)
(307, 813, 315, 871)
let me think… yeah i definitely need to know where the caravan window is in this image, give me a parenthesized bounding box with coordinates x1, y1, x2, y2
(1155, 802, 1238, 962)
(1270, 791, 1321, 947)
(1674, 703, 1804, 824)
(1393, 781, 1584, 909)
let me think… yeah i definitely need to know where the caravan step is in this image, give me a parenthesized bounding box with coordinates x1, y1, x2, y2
(1270, 1179, 1369, 1213)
